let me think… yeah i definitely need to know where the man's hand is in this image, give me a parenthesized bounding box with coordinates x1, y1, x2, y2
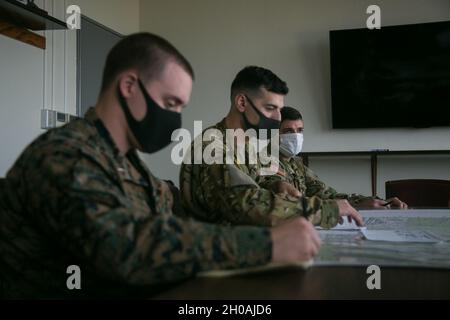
(385, 197, 408, 209)
(271, 217, 321, 263)
(271, 181, 302, 198)
(354, 197, 408, 210)
(335, 199, 364, 226)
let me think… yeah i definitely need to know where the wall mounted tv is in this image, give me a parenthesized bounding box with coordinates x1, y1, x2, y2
(330, 20, 450, 128)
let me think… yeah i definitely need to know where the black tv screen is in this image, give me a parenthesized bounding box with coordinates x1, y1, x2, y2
(330, 21, 450, 128)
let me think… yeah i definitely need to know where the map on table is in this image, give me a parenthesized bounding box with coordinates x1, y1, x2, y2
(315, 209, 450, 269)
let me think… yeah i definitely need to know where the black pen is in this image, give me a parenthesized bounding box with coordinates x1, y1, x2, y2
(383, 201, 393, 206)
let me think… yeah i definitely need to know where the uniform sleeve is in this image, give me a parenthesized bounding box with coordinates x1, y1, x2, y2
(304, 165, 342, 199)
(23, 144, 272, 286)
(181, 160, 339, 228)
(303, 163, 372, 206)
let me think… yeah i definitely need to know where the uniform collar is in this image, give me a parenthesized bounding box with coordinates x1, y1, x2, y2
(84, 107, 156, 196)
(84, 107, 122, 158)
(215, 118, 228, 133)
(213, 118, 260, 167)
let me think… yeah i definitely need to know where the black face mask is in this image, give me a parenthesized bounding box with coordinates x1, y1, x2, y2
(243, 94, 280, 136)
(117, 79, 182, 154)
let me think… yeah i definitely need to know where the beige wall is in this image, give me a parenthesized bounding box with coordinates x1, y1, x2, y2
(0, 0, 140, 176)
(139, 0, 450, 197)
(74, 0, 140, 35)
(1, 0, 449, 198)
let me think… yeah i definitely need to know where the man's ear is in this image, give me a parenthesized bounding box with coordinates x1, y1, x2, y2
(118, 72, 138, 99)
(234, 93, 246, 113)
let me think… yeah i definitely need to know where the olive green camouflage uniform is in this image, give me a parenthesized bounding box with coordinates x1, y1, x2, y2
(272, 156, 372, 206)
(0, 108, 271, 298)
(180, 119, 340, 228)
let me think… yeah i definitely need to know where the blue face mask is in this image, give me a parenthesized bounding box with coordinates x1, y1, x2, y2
(117, 79, 182, 153)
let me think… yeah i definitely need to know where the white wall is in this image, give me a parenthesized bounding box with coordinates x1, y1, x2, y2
(0, 0, 140, 177)
(139, 0, 450, 197)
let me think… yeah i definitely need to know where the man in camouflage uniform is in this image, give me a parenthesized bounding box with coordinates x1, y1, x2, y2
(0, 34, 321, 298)
(180, 66, 363, 229)
(269, 106, 408, 210)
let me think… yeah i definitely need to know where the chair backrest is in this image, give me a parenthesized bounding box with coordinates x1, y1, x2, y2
(385, 179, 450, 208)
(0, 178, 6, 233)
(0, 178, 5, 197)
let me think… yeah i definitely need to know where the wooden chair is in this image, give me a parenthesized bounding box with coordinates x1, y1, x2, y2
(385, 179, 450, 208)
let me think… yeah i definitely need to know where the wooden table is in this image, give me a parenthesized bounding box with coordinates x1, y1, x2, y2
(153, 266, 450, 300)
(154, 210, 450, 300)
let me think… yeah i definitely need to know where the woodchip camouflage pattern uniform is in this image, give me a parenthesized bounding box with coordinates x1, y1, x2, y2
(0, 108, 272, 298)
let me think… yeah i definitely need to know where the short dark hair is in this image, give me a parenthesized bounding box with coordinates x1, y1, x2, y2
(281, 106, 303, 121)
(100, 32, 194, 93)
(230, 66, 289, 100)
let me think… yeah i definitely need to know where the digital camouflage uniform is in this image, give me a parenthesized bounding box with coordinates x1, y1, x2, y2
(180, 119, 340, 228)
(0, 108, 271, 298)
(272, 156, 372, 207)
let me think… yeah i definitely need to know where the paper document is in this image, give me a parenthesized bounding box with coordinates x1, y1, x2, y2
(317, 218, 365, 231)
(361, 229, 445, 243)
(197, 260, 313, 278)
(358, 209, 450, 219)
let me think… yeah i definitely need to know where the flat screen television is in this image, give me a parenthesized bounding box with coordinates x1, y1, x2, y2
(330, 21, 450, 128)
